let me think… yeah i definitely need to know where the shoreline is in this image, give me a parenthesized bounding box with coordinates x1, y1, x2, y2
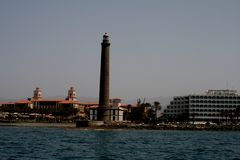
(1, 122, 240, 131)
(0, 122, 76, 128)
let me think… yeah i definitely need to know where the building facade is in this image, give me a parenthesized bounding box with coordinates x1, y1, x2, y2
(30, 87, 80, 111)
(164, 90, 240, 123)
(0, 87, 128, 122)
(88, 98, 127, 121)
(0, 87, 82, 115)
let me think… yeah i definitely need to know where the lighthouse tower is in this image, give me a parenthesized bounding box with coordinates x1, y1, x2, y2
(98, 33, 110, 121)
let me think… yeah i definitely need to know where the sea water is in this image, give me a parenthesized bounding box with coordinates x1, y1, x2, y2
(0, 126, 240, 160)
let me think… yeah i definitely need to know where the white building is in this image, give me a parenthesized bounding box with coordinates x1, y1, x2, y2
(66, 87, 77, 101)
(164, 90, 240, 123)
(88, 98, 127, 121)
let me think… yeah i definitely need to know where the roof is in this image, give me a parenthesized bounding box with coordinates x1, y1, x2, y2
(58, 100, 81, 104)
(111, 98, 122, 100)
(31, 99, 65, 102)
(0, 102, 15, 105)
(80, 102, 99, 105)
(15, 100, 32, 104)
(88, 106, 128, 111)
(88, 105, 99, 109)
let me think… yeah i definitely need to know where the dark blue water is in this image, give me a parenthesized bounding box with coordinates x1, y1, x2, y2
(0, 127, 240, 160)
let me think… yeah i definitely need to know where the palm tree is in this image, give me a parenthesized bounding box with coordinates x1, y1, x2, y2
(154, 101, 161, 111)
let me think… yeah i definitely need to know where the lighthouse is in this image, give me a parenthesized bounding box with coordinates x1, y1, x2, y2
(98, 33, 110, 121)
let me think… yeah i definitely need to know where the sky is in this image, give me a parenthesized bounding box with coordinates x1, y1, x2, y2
(0, 0, 240, 101)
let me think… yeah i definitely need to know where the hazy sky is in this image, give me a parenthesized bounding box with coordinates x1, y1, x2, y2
(0, 0, 240, 100)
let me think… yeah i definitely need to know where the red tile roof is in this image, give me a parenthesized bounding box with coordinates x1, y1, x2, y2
(0, 102, 15, 105)
(88, 105, 99, 109)
(16, 100, 32, 104)
(80, 102, 99, 105)
(58, 100, 81, 104)
(31, 99, 65, 102)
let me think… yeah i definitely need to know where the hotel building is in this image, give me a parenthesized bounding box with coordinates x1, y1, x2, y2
(164, 90, 240, 123)
(0, 87, 82, 115)
(0, 87, 128, 122)
(30, 87, 81, 111)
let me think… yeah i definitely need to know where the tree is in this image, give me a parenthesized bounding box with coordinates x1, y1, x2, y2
(124, 104, 132, 121)
(143, 107, 155, 124)
(130, 104, 145, 123)
(131, 99, 150, 123)
(154, 101, 161, 110)
(130, 99, 162, 124)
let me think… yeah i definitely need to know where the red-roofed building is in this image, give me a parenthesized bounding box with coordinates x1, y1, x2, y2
(0, 88, 134, 122)
(0, 102, 15, 111)
(29, 87, 82, 114)
(0, 87, 82, 117)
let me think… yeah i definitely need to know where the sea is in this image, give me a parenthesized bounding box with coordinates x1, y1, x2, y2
(0, 127, 240, 160)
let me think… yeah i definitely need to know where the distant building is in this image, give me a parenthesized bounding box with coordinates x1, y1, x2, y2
(0, 87, 82, 115)
(88, 98, 127, 121)
(0, 87, 129, 122)
(30, 87, 81, 111)
(164, 90, 240, 123)
(0, 102, 15, 110)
